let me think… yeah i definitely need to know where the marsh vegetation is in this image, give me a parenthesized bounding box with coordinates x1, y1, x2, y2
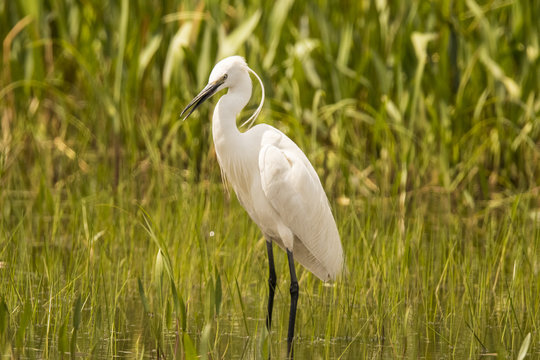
(1, 0, 539, 358)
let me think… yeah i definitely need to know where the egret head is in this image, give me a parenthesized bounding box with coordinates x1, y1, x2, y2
(208, 56, 248, 88)
(180, 56, 248, 121)
(180, 56, 265, 126)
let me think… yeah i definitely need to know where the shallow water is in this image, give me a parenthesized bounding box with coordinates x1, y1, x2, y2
(4, 270, 536, 360)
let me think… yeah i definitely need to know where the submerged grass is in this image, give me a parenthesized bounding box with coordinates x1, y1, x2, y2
(1, 0, 539, 358)
(2, 180, 538, 358)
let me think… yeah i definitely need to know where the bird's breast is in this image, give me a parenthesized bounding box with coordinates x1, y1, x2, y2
(214, 139, 280, 239)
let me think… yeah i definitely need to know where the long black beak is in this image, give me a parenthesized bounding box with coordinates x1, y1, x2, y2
(180, 74, 227, 121)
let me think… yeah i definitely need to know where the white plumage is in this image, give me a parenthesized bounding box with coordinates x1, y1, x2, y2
(206, 56, 343, 281)
(180, 55, 344, 355)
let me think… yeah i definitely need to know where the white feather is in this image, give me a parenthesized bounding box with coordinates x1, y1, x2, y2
(258, 127, 343, 281)
(204, 56, 343, 281)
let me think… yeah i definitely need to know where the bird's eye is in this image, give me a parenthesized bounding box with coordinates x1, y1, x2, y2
(223, 74, 228, 80)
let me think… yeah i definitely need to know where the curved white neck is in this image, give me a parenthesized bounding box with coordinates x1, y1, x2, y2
(212, 71, 252, 145)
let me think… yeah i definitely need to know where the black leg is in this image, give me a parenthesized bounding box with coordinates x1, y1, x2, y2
(266, 240, 277, 330)
(286, 249, 299, 359)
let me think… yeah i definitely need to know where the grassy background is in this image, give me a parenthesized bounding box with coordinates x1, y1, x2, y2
(1, 0, 539, 358)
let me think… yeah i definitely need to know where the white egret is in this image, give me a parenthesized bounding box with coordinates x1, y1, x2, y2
(181, 56, 343, 357)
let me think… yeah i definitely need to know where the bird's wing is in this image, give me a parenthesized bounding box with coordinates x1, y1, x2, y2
(259, 129, 343, 281)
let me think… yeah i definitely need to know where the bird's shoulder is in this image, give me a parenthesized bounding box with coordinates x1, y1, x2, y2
(256, 126, 321, 190)
(250, 124, 306, 159)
